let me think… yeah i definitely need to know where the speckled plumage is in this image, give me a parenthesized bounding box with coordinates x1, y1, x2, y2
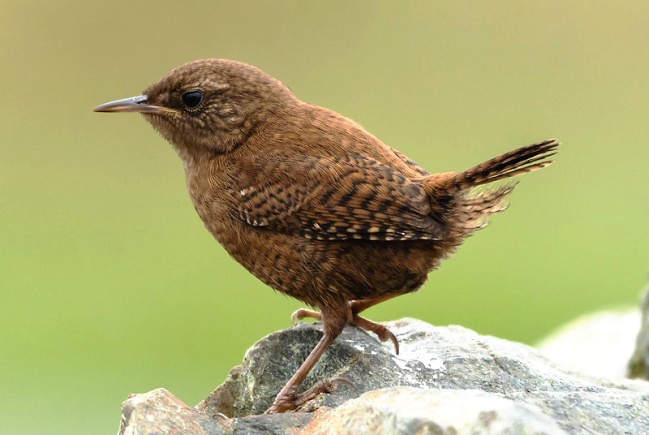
(95, 59, 558, 413)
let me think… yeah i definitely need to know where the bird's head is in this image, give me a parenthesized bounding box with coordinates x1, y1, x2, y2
(94, 59, 296, 159)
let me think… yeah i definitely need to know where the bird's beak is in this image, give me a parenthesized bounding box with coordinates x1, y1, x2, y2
(93, 95, 177, 114)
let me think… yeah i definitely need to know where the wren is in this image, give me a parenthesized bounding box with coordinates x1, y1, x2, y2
(95, 59, 558, 413)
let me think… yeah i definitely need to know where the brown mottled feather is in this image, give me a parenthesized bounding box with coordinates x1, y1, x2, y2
(237, 153, 444, 241)
(427, 139, 558, 194)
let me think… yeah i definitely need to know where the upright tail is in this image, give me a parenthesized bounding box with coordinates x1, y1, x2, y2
(426, 138, 559, 194)
(424, 139, 559, 240)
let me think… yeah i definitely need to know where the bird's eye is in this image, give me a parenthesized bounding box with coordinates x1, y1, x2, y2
(181, 90, 203, 109)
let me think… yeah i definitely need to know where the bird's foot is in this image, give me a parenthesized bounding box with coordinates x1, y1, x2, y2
(265, 377, 353, 414)
(351, 315, 400, 355)
(291, 308, 398, 354)
(291, 308, 321, 325)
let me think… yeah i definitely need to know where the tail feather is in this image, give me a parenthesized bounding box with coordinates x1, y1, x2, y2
(447, 184, 515, 237)
(425, 139, 558, 241)
(428, 138, 558, 194)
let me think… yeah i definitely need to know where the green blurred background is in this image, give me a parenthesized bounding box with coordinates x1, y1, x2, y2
(2, 1, 648, 433)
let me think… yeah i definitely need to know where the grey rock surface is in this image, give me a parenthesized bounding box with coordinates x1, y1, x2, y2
(303, 387, 567, 434)
(118, 388, 225, 435)
(120, 318, 649, 434)
(117, 388, 311, 435)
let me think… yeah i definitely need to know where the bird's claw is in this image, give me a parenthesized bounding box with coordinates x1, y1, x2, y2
(266, 377, 354, 414)
(290, 308, 321, 326)
(378, 327, 400, 355)
(351, 315, 400, 355)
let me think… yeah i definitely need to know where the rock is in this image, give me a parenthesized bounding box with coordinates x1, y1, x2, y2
(119, 318, 649, 434)
(117, 388, 226, 435)
(117, 388, 312, 434)
(629, 287, 649, 379)
(303, 387, 567, 434)
(536, 308, 640, 379)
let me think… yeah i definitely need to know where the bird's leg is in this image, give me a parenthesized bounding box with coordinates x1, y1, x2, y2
(349, 293, 402, 314)
(290, 294, 403, 357)
(291, 308, 321, 324)
(267, 308, 349, 414)
(350, 315, 400, 355)
(291, 310, 399, 353)
(348, 293, 403, 354)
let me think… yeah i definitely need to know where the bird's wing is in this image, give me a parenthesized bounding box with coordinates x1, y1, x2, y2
(390, 147, 430, 176)
(235, 153, 443, 241)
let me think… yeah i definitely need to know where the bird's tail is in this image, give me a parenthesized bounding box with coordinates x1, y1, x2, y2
(424, 139, 558, 239)
(425, 138, 558, 195)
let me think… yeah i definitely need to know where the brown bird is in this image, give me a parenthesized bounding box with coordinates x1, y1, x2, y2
(94, 59, 557, 414)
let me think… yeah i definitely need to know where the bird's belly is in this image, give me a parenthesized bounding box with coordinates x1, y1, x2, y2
(206, 216, 439, 309)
